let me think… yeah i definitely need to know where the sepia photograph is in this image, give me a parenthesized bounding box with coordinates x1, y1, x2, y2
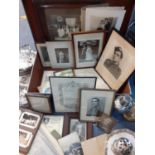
(44, 8, 81, 41)
(84, 8, 126, 31)
(49, 77, 96, 112)
(55, 48, 69, 63)
(19, 112, 40, 129)
(70, 119, 87, 142)
(36, 43, 51, 67)
(19, 129, 33, 148)
(80, 89, 115, 122)
(26, 93, 52, 114)
(72, 31, 105, 68)
(96, 30, 135, 90)
(58, 132, 84, 155)
(46, 41, 74, 68)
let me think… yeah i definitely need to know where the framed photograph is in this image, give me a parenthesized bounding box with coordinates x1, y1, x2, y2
(19, 111, 41, 129)
(49, 77, 97, 112)
(84, 8, 126, 32)
(44, 7, 81, 41)
(26, 93, 52, 114)
(46, 41, 74, 68)
(36, 43, 51, 67)
(63, 113, 93, 142)
(80, 89, 115, 122)
(95, 30, 135, 90)
(58, 132, 84, 155)
(72, 31, 106, 68)
(19, 129, 33, 149)
(42, 115, 64, 138)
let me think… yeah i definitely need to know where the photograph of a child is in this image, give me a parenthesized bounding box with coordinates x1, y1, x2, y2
(55, 48, 69, 63)
(78, 40, 99, 63)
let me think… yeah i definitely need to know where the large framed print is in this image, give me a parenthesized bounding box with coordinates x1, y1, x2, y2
(46, 41, 74, 68)
(49, 77, 97, 112)
(44, 7, 81, 41)
(84, 8, 126, 32)
(26, 93, 52, 114)
(36, 43, 51, 67)
(96, 30, 135, 90)
(80, 89, 115, 122)
(72, 31, 106, 68)
(63, 113, 93, 141)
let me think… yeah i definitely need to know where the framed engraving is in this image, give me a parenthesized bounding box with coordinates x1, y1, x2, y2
(49, 77, 97, 112)
(84, 7, 126, 32)
(72, 31, 106, 68)
(36, 43, 51, 67)
(80, 89, 115, 122)
(26, 93, 52, 114)
(96, 30, 135, 90)
(46, 41, 74, 68)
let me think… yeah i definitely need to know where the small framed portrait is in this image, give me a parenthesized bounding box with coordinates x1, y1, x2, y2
(36, 43, 51, 67)
(84, 8, 126, 32)
(19, 111, 41, 129)
(58, 132, 84, 155)
(80, 89, 115, 122)
(46, 41, 74, 68)
(26, 93, 52, 114)
(49, 77, 97, 112)
(63, 113, 93, 142)
(43, 7, 81, 41)
(72, 31, 106, 68)
(96, 30, 135, 90)
(19, 129, 33, 149)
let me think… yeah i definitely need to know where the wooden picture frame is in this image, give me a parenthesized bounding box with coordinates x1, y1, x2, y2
(96, 30, 135, 90)
(72, 31, 106, 68)
(36, 43, 51, 67)
(80, 89, 115, 122)
(63, 113, 93, 141)
(46, 41, 74, 69)
(49, 77, 97, 113)
(26, 93, 52, 114)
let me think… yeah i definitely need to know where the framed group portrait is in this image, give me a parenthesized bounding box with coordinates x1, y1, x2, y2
(96, 30, 135, 90)
(49, 77, 97, 112)
(36, 43, 51, 67)
(80, 89, 115, 122)
(63, 113, 93, 142)
(46, 41, 74, 68)
(72, 31, 106, 68)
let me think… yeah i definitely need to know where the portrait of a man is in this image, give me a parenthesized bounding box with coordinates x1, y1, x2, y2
(86, 97, 105, 116)
(104, 46, 123, 79)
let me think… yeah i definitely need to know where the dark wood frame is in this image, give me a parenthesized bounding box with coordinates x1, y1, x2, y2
(79, 88, 116, 122)
(19, 108, 43, 154)
(49, 76, 97, 113)
(63, 113, 93, 139)
(72, 30, 107, 68)
(26, 93, 53, 114)
(95, 29, 135, 91)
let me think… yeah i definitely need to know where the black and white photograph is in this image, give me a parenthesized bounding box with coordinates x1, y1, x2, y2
(49, 77, 96, 112)
(55, 48, 69, 63)
(96, 30, 135, 90)
(19, 129, 33, 148)
(70, 119, 87, 142)
(19, 112, 40, 129)
(44, 8, 81, 40)
(72, 31, 105, 68)
(58, 132, 84, 155)
(36, 43, 51, 67)
(26, 93, 52, 114)
(84, 8, 126, 31)
(46, 41, 74, 68)
(80, 89, 115, 122)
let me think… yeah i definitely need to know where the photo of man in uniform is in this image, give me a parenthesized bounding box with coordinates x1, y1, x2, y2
(104, 46, 123, 79)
